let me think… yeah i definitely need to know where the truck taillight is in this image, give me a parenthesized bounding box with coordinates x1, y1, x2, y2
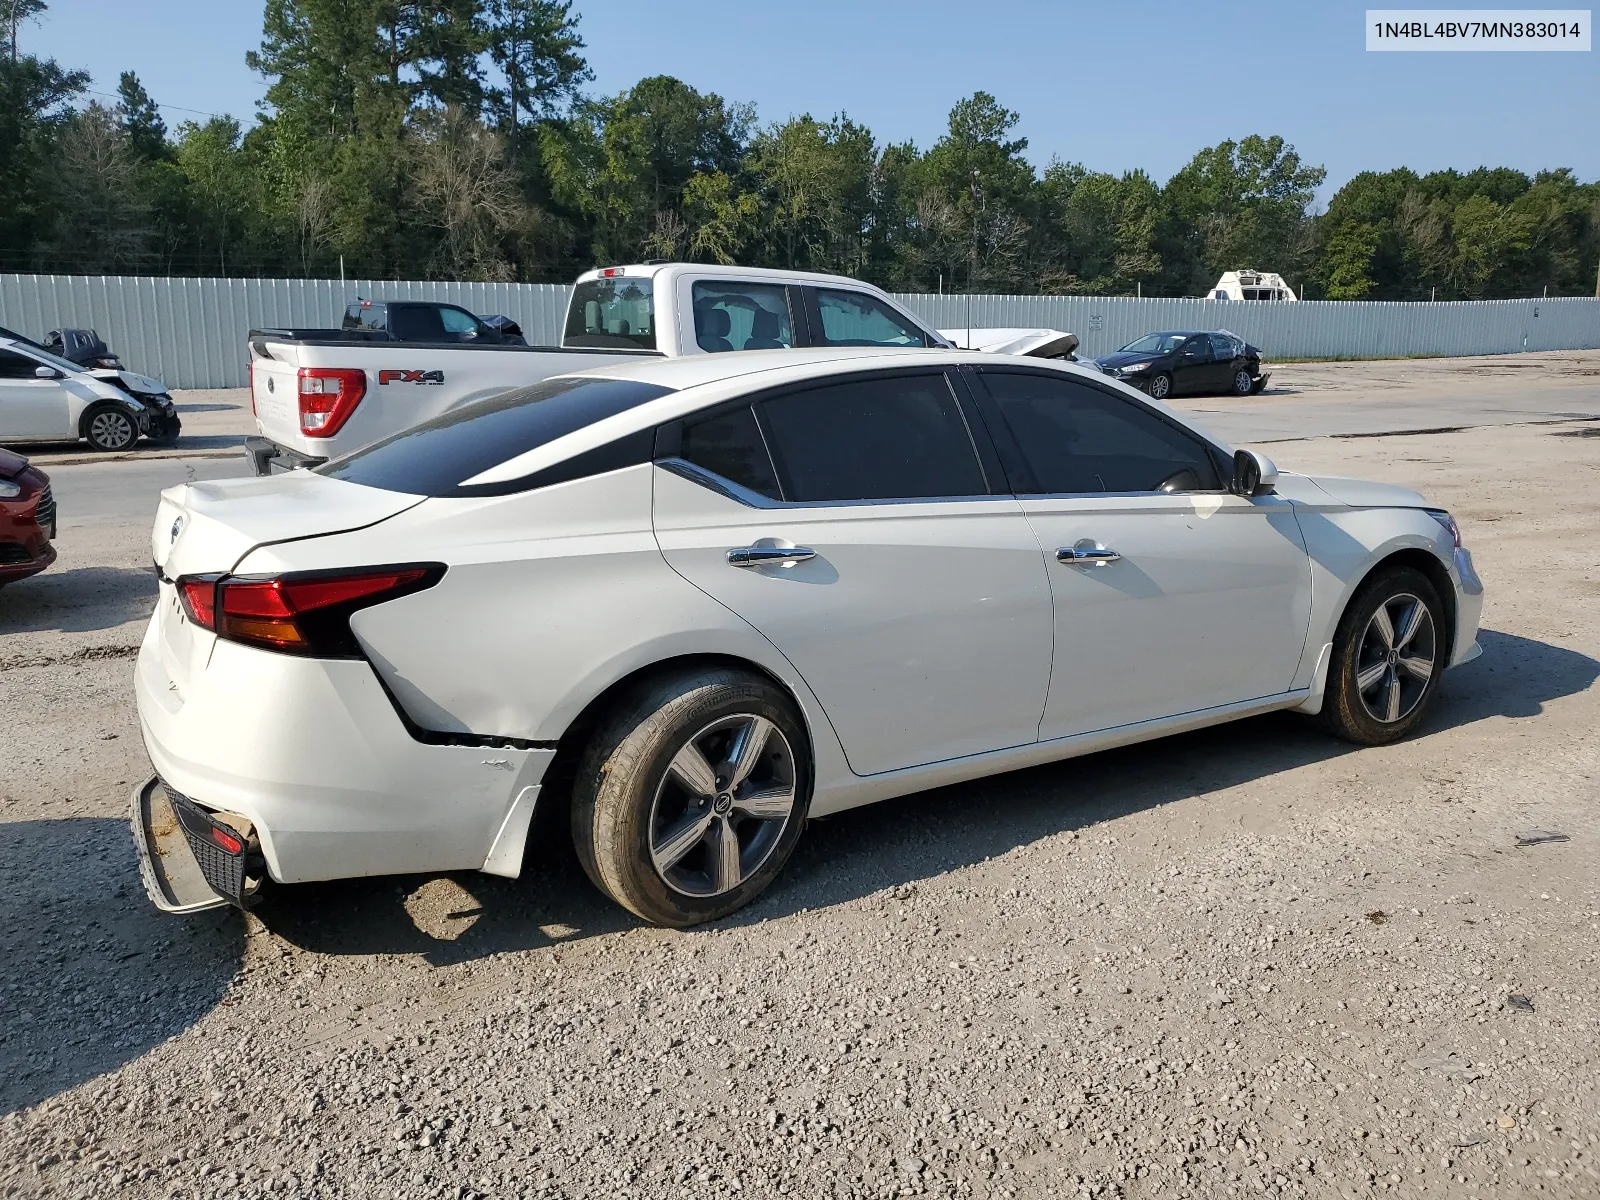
(297, 367, 367, 438)
(175, 566, 444, 657)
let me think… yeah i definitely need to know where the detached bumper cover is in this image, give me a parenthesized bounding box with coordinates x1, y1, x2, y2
(131, 777, 239, 913)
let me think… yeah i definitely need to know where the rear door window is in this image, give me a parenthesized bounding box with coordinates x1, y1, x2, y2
(756, 372, 986, 502)
(690, 281, 795, 353)
(976, 370, 1221, 494)
(388, 305, 447, 341)
(1209, 333, 1238, 358)
(812, 289, 932, 347)
(678, 405, 782, 498)
(565, 278, 657, 350)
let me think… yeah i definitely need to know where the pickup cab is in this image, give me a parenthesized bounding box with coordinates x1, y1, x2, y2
(245, 262, 1075, 473)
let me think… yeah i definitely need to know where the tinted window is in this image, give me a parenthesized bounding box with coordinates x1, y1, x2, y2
(565, 278, 656, 350)
(0, 349, 41, 379)
(389, 305, 446, 341)
(758, 373, 985, 502)
(679, 406, 781, 498)
(1209, 333, 1238, 358)
(319, 376, 672, 497)
(1178, 336, 1211, 360)
(692, 282, 794, 353)
(813, 289, 931, 348)
(979, 371, 1221, 494)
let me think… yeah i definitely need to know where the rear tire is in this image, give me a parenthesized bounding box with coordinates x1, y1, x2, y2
(1316, 566, 1446, 746)
(82, 404, 138, 452)
(1232, 368, 1254, 395)
(571, 667, 812, 927)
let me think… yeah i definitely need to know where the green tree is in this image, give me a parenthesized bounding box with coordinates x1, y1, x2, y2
(483, 0, 589, 133)
(0, 49, 86, 268)
(914, 92, 1037, 290)
(1, 0, 45, 60)
(172, 116, 255, 273)
(115, 71, 167, 160)
(749, 113, 875, 274)
(1159, 134, 1324, 295)
(49, 101, 152, 271)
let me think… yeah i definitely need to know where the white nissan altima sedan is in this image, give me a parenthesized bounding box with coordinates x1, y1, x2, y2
(133, 348, 1483, 926)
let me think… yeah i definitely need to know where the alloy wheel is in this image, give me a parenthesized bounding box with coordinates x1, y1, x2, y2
(1355, 593, 1437, 723)
(648, 714, 798, 898)
(89, 410, 136, 450)
(1233, 369, 1253, 394)
(1148, 374, 1171, 400)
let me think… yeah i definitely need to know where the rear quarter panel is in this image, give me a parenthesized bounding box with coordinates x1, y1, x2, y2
(230, 463, 855, 804)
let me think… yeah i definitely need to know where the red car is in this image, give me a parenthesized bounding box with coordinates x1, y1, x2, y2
(0, 447, 56, 585)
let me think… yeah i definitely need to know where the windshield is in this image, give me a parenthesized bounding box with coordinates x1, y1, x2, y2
(1117, 333, 1189, 356)
(317, 375, 672, 497)
(5, 341, 85, 375)
(564, 278, 656, 350)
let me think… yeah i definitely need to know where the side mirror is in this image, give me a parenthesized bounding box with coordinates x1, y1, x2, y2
(1230, 449, 1278, 497)
(34, 365, 61, 379)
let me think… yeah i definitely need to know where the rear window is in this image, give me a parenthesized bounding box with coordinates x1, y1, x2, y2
(565, 278, 656, 350)
(318, 376, 672, 497)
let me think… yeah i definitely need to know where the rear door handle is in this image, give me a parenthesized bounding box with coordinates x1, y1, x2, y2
(1057, 540, 1121, 566)
(727, 545, 817, 567)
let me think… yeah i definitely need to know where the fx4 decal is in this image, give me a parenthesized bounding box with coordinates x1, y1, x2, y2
(378, 369, 445, 385)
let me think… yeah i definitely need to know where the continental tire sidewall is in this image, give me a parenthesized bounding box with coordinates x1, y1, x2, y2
(572, 669, 813, 927)
(1322, 566, 1445, 745)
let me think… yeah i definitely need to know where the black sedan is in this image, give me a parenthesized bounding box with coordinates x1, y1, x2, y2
(1094, 331, 1269, 400)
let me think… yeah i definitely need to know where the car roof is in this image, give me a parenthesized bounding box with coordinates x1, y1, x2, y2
(459, 347, 1227, 489)
(573, 261, 904, 291)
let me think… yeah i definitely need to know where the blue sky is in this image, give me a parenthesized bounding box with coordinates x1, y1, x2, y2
(24, 0, 1598, 203)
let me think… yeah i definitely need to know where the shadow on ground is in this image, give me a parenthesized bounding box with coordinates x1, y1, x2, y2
(0, 818, 243, 1115)
(262, 627, 1596, 965)
(0, 565, 156, 635)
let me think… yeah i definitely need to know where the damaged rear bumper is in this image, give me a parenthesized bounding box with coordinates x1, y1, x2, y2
(130, 776, 265, 913)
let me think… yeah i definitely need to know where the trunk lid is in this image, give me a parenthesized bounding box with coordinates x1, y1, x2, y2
(149, 472, 423, 699)
(153, 470, 424, 577)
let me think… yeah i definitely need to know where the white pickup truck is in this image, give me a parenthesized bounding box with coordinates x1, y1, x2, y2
(245, 262, 1083, 473)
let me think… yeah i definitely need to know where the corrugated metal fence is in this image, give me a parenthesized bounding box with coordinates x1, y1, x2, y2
(2, 273, 1597, 390)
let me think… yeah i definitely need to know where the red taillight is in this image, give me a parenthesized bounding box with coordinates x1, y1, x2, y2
(297, 367, 367, 438)
(599, 267, 619, 277)
(176, 566, 442, 656)
(209, 824, 244, 855)
(179, 576, 219, 631)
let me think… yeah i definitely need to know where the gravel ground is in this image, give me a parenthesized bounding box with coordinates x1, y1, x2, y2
(1, 414, 1597, 1200)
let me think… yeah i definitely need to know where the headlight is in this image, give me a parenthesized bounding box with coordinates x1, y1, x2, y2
(122, 398, 146, 412)
(1118, 362, 1153, 374)
(0, 480, 20, 499)
(1426, 510, 1461, 549)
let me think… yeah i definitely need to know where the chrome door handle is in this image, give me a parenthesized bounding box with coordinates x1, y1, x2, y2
(1057, 541, 1121, 566)
(727, 545, 817, 567)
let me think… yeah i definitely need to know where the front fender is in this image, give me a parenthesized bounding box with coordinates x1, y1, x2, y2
(1288, 500, 1460, 692)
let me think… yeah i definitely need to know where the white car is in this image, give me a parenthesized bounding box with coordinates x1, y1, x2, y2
(0, 334, 175, 451)
(132, 349, 1483, 926)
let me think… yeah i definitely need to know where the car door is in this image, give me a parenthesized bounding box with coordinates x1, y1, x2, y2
(1170, 335, 1219, 395)
(1209, 333, 1245, 390)
(968, 366, 1313, 741)
(652, 367, 1055, 776)
(0, 348, 74, 440)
